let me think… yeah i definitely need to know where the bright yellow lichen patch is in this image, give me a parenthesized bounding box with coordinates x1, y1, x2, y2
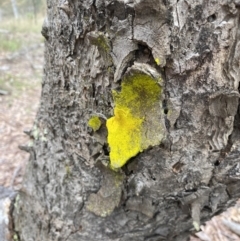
(107, 107, 143, 168)
(107, 72, 163, 169)
(155, 58, 161, 66)
(88, 116, 102, 131)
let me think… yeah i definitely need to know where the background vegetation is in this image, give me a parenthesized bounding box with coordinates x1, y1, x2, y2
(0, 0, 46, 19)
(0, 0, 45, 187)
(0, 0, 46, 52)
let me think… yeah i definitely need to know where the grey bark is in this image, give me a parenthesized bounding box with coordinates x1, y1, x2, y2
(12, 0, 240, 241)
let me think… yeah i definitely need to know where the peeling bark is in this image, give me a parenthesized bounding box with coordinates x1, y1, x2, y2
(12, 0, 240, 240)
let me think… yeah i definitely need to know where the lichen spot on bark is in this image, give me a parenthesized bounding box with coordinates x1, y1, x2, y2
(107, 71, 163, 169)
(155, 58, 161, 65)
(88, 116, 102, 131)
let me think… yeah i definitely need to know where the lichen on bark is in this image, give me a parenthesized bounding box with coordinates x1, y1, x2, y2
(88, 116, 102, 132)
(12, 1, 240, 240)
(107, 63, 166, 169)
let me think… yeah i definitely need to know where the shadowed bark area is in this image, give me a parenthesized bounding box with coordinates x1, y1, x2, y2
(13, 0, 240, 240)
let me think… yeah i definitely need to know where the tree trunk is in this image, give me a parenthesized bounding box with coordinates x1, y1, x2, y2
(12, 0, 240, 240)
(10, 0, 19, 19)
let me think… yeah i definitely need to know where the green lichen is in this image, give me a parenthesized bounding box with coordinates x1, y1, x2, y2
(43, 128, 48, 135)
(40, 136, 47, 142)
(88, 32, 110, 53)
(193, 221, 200, 231)
(88, 31, 112, 67)
(107, 69, 165, 169)
(86, 168, 123, 217)
(32, 125, 39, 140)
(27, 141, 33, 147)
(13, 234, 18, 241)
(14, 194, 20, 210)
(88, 116, 102, 131)
(32, 125, 48, 142)
(65, 165, 71, 177)
(95, 35, 110, 53)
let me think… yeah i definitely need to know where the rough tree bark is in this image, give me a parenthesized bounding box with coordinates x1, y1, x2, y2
(10, 0, 240, 240)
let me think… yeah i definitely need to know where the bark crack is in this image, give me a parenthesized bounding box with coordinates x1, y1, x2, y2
(131, 6, 135, 40)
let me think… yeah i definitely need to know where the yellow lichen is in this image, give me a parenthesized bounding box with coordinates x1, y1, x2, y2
(88, 116, 102, 131)
(107, 72, 163, 169)
(107, 107, 143, 168)
(155, 58, 161, 65)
